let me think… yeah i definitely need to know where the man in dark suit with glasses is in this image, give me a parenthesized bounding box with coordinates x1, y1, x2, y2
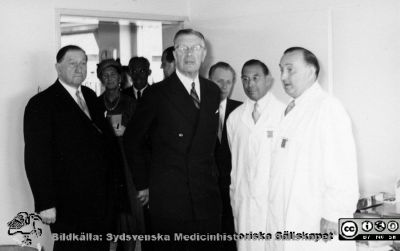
(124, 29, 222, 251)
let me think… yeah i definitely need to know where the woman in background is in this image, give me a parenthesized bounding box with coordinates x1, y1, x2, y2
(97, 58, 142, 251)
(97, 59, 135, 136)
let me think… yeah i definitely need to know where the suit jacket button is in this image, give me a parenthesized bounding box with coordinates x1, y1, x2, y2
(178, 133, 184, 137)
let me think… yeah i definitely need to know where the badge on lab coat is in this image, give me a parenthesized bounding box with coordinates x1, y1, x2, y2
(281, 137, 288, 148)
(267, 130, 273, 138)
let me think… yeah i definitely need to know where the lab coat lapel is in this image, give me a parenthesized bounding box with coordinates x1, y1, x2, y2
(253, 92, 273, 131)
(240, 99, 255, 129)
(279, 84, 321, 138)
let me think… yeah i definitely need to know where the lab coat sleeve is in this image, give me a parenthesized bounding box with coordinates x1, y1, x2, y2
(320, 98, 359, 222)
(226, 114, 238, 218)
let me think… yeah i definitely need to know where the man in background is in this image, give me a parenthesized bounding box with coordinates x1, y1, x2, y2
(227, 59, 285, 251)
(24, 45, 116, 251)
(267, 47, 359, 251)
(122, 56, 154, 251)
(122, 56, 151, 101)
(209, 61, 241, 251)
(124, 29, 222, 251)
(161, 46, 175, 79)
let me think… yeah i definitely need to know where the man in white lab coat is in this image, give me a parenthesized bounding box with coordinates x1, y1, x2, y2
(227, 59, 285, 251)
(267, 47, 359, 251)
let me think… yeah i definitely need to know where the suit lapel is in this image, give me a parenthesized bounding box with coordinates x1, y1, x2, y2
(54, 81, 103, 133)
(199, 77, 217, 122)
(129, 86, 137, 100)
(54, 81, 86, 119)
(224, 99, 234, 126)
(81, 87, 96, 120)
(163, 73, 198, 124)
(190, 77, 219, 155)
(221, 99, 234, 143)
(81, 87, 105, 134)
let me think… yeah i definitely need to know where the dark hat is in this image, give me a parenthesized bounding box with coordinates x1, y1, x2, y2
(97, 58, 122, 79)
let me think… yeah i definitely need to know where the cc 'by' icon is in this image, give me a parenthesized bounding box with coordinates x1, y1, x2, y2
(362, 221, 373, 232)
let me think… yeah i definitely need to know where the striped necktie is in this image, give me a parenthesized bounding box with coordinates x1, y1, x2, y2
(76, 90, 91, 119)
(190, 82, 200, 109)
(252, 102, 260, 124)
(284, 100, 295, 116)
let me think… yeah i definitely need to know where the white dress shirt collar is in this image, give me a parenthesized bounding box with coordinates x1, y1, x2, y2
(59, 79, 83, 103)
(219, 98, 227, 115)
(290, 81, 320, 106)
(133, 84, 148, 99)
(176, 70, 201, 100)
(248, 91, 271, 115)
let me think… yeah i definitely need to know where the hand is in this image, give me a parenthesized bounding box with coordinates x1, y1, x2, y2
(39, 207, 56, 225)
(137, 189, 149, 206)
(113, 125, 126, 136)
(320, 217, 338, 239)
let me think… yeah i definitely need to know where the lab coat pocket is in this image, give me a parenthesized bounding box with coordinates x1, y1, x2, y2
(269, 133, 300, 203)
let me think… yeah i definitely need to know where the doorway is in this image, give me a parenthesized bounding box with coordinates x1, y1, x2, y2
(59, 13, 183, 95)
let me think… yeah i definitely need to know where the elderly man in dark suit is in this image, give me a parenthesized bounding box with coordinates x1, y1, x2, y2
(24, 45, 116, 251)
(124, 29, 222, 251)
(209, 62, 241, 251)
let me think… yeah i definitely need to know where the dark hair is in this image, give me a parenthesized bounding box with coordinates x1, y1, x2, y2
(56, 45, 86, 63)
(162, 46, 175, 63)
(121, 65, 130, 75)
(173, 29, 205, 45)
(128, 56, 150, 72)
(208, 61, 236, 83)
(284, 47, 320, 77)
(241, 59, 270, 76)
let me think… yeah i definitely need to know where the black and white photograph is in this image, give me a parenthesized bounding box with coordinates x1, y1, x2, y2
(0, 0, 399, 251)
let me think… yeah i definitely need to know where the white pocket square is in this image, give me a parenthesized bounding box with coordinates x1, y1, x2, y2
(215, 109, 219, 114)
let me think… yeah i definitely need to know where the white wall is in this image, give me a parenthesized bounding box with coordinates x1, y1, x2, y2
(2, 0, 400, 248)
(0, 1, 56, 248)
(188, 0, 400, 197)
(0, 0, 188, 249)
(332, 1, 400, 196)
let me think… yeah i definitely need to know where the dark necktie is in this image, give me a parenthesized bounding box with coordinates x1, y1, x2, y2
(137, 90, 141, 100)
(190, 82, 200, 109)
